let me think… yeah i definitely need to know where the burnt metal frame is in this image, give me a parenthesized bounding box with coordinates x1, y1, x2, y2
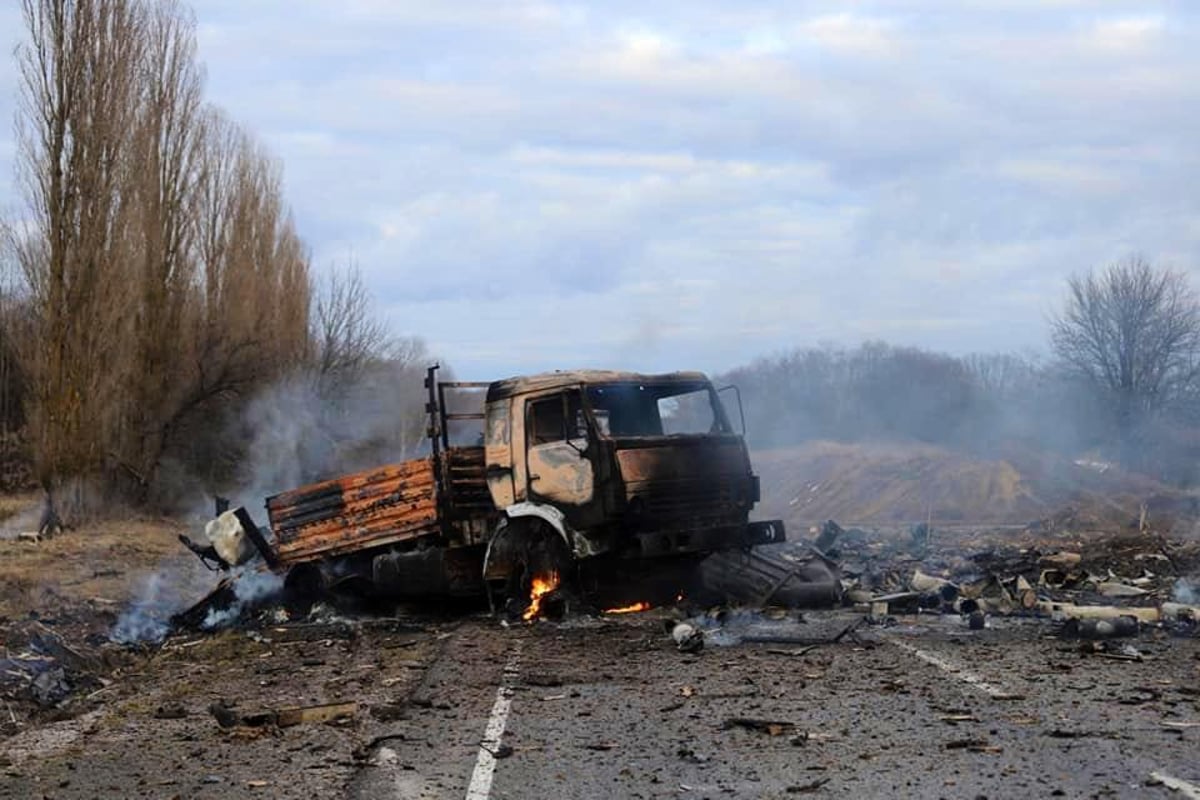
(424, 364, 491, 537)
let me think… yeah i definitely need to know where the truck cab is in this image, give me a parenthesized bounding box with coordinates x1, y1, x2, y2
(477, 371, 782, 564)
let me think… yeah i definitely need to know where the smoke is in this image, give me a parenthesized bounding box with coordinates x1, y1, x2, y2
(1176, 579, 1196, 605)
(222, 357, 434, 512)
(110, 563, 284, 644)
(0, 504, 43, 540)
(110, 558, 212, 644)
(686, 608, 801, 647)
(201, 567, 284, 630)
(717, 344, 1104, 459)
(712, 341, 1200, 529)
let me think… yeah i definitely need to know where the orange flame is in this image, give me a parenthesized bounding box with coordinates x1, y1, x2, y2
(602, 601, 652, 615)
(522, 571, 560, 621)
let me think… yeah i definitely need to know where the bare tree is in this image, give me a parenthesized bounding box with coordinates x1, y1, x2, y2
(15, 0, 146, 500)
(312, 263, 390, 381)
(118, 0, 205, 488)
(1051, 256, 1200, 447)
(13, 0, 316, 509)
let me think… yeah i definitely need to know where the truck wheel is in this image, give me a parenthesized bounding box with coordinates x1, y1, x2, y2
(283, 564, 323, 618)
(489, 520, 578, 618)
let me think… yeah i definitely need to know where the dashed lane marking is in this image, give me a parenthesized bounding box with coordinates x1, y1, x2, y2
(464, 644, 522, 800)
(890, 639, 1019, 699)
(1151, 771, 1200, 799)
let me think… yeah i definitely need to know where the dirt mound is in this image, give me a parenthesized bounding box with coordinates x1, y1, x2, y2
(753, 440, 1198, 531)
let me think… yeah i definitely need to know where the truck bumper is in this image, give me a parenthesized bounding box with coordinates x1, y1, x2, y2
(743, 519, 786, 547)
(628, 519, 786, 558)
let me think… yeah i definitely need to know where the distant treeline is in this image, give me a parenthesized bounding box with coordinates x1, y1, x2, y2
(720, 341, 1200, 487)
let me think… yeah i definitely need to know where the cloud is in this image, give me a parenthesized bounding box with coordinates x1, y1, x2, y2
(796, 13, 900, 57)
(1, 2, 1198, 379)
(1087, 15, 1165, 51)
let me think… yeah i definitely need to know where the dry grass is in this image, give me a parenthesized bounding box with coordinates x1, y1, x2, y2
(0, 510, 186, 620)
(754, 440, 1194, 530)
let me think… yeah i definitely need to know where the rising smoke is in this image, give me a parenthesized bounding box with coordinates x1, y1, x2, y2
(111, 558, 214, 644)
(222, 356, 433, 512)
(717, 343, 1103, 459)
(112, 353, 440, 643)
(200, 567, 284, 630)
(1176, 579, 1196, 605)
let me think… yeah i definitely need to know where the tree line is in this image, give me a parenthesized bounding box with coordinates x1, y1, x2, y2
(0, 0, 421, 515)
(722, 257, 1200, 488)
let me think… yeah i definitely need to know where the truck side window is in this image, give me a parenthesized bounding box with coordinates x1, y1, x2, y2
(530, 397, 565, 444)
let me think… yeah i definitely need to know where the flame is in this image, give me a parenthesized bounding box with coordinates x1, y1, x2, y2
(602, 601, 652, 615)
(522, 571, 560, 621)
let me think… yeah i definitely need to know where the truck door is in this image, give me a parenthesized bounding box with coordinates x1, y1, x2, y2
(525, 390, 594, 507)
(484, 399, 515, 507)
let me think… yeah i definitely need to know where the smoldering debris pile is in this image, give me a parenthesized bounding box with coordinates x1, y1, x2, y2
(668, 608, 867, 652)
(110, 565, 285, 646)
(0, 622, 103, 709)
(808, 519, 1200, 635)
(665, 519, 1200, 654)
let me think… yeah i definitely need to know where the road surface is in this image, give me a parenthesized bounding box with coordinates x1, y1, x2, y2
(3, 610, 1199, 799)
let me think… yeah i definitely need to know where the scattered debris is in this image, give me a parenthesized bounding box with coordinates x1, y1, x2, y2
(1059, 616, 1140, 640)
(0, 622, 101, 707)
(208, 700, 358, 729)
(786, 777, 831, 793)
(721, 717, 797, 736)
(1078, 641, 1143, 661)
(813, 519, 843, 553)
(666, 620, 704, 653)
(945, 737, 1002, 753)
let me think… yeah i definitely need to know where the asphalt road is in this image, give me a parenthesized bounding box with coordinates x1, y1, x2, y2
(351, 610, 1200, 799)
(4, 610, 1199, 799)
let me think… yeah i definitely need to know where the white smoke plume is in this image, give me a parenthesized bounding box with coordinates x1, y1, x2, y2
(0, 505, 43, 541)
(201, 567, 284, 630)
(223, 358, 432, 515)
(1176, 578, 1196, 605)
(111, 558, 213, 644)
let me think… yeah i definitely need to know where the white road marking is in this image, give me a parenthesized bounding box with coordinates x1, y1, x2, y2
(890, 640, 1017, 699)
(1152, 771, 1200, 798)
(464, 645, 522, 800)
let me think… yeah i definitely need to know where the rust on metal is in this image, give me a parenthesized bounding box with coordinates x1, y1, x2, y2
(266, 447, 501, 565)
(268, 459, 440, 564)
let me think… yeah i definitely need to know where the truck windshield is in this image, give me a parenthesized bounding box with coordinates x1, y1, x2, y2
(585, 382, 729, 437)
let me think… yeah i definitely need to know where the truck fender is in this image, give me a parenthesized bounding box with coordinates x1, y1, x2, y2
(481, 504, 580, 615)
(501, 502, 597, 559)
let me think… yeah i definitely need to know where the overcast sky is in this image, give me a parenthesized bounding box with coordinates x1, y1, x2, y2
(2, 2, 1199, 379)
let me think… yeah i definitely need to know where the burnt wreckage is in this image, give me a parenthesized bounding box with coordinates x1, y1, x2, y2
(181, 367, 785, 612)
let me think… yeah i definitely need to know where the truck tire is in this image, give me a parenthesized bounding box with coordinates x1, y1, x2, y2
(283, 563, 323, 618)
(486, 517, 573, 616)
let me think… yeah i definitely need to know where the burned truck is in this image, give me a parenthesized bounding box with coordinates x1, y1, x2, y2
(191, 367, 784, 613)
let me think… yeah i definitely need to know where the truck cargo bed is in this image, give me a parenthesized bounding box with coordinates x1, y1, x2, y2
(264, 447, 496, 565)
(267, 459, 441, 564)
